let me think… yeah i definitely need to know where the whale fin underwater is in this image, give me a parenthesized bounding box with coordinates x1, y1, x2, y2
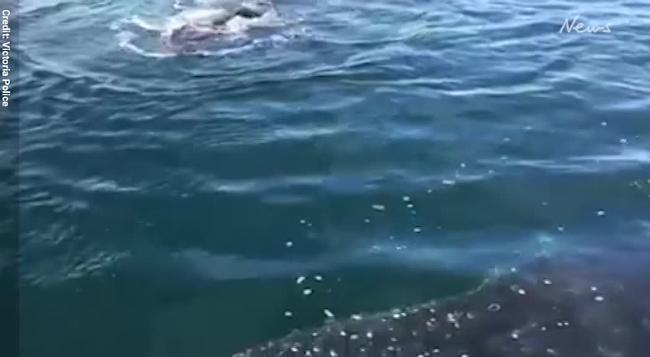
(235, 247, 650, 357)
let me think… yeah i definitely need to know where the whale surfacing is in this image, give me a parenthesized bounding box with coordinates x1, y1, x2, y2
(235, 249, 650, 356)
(160, 0, 279, 50)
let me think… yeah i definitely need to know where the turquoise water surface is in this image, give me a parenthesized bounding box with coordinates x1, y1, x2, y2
(13, 0, 650, 356)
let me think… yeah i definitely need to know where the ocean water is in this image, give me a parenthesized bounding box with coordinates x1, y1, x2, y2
(12, 0, 650, 356)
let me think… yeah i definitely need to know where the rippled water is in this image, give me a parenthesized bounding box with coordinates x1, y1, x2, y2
(15, 0, 650, 356)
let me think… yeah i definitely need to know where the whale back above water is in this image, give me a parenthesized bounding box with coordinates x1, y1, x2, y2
(235, 249, 650, 357)
(160, 0, 280, 50)
(116, 0, 288, 57)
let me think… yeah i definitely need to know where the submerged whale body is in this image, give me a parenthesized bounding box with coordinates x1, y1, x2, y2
(235, 249, 650, 356)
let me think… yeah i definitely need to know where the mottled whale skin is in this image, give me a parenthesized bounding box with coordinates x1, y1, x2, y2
(161, 0, 275, 49)
(165, 6, 263, 44)
(235, 249, 650, 357)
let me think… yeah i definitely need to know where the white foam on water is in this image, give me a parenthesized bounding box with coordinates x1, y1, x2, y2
(493, 147, 650, 174)
(117, 30, 177, 58)
(173, 0, 186, 10)
(571, 148, 650, 164)
(130, 15, 167, 32)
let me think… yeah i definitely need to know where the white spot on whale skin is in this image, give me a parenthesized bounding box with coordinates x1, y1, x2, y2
(303, 288, 312, 295)
(296, 276, 306, 284)
(372, 204, 386, 211)
(284, 311, 293, 317)
(511, 285, 526, 295)
(285, 241, 293, 247)
(323, 309, 335, 318)
(487, 303, 501, 312)
(594, 295, 605, 302)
